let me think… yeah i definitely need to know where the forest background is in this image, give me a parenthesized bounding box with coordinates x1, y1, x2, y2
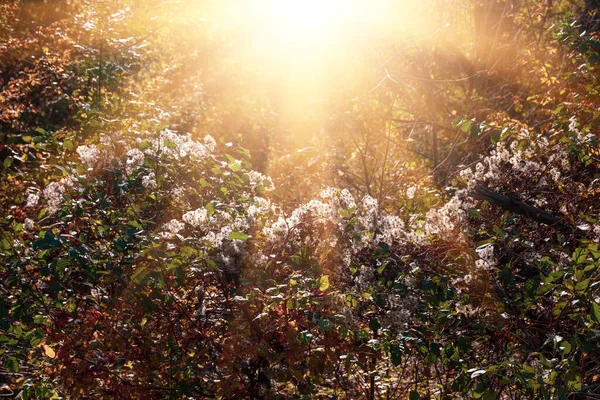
(2, 0, 600, 398)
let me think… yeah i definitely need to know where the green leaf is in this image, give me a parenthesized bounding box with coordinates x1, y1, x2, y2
(139, 140, 152, 150)
(3, 156, 13, 168)
(128, 220, 143, 230)
(66, 297, 77, 313)
(459, 119, 473, 133)
(230, 160, 242, 172)
(316, 275, 330, 291)
(0, 237, 11, 251)
(369, 318, 381, 332)
(131, 267, 148, 284)
(64, 140, 74, 151)
(4, 356, 19, 373)
(482, 391, 498, 400)
(491, 130, 501, 143)
(22, 135, 32, 143)
(205, 202, 215, 214)
(390, 343, 403, 366)
(164, 139, 177, 149)
(33, 232, 62, 251)
(575, 278, 590, 292)
(592, 302, 600, 323)
(544, 270, 564, 283)
(409, 390, 420, 400)
(228, 231, 249, 241)
(339, 207, 356, 218)
(467, 209, 481, 218)
(318, 318, 333, 331)
(573, 248, 587, 264)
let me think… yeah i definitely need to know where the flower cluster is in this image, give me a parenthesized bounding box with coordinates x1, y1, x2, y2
(125, 148, 145, 175)
(182, 208, 208, 228)
(458, 131, 570, 191)
(159, 219, 185, 239)
(42, 177, 75, 213)
(141, 172, 157, 189)
(145, 129, 212, 161)
(76, 144, 103, 167)
(421, 191, 471, 238)
(25, 191, 40, 208)
(475, 243, 496, 271)
(247, 170, 274, 192)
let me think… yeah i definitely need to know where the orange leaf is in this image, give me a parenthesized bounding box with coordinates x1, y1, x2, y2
(42, 344, 55, 359)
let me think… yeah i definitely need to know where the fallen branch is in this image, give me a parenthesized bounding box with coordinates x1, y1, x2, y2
(469, 185, 575, 234)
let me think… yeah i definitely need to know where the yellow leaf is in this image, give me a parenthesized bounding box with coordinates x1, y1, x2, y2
(316, 275, 330, 291)
(43, 344, 55, 358)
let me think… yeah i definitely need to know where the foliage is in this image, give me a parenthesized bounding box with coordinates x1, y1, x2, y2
(2, 0, 600, 399)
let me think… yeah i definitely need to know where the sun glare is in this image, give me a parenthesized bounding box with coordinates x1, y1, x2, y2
(190, 0, 443, 131)
(263, 0, 348, 45)
(210, 0, 429, 57)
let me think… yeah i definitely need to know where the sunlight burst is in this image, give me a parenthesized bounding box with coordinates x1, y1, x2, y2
(262, 0, 349, 46)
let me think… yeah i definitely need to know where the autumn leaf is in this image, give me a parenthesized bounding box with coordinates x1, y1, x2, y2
(316, 275, 330, 291)
(42, 344, 56, 359)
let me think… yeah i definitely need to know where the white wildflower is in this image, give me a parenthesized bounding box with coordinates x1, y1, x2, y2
(476, 244, 494, 261)
(170, 185, 186, 201)
(475, 244, 496, 270)
(376, 215, 405, 245)
(358, 195, 379, 231)
(182, 208, 208, 228)
(339, 188, 356, 209)
(76, 145, 100, 166)
(247, 170, 274, 191)
(160, 219, 185, 239)
(474, 162, 485, 181)
(356, 265, 375, 291)
(319, 187, 336, 199)
(568, 116, 579, 133)
(246, 197, 271, 225)
(142, 172, 157, 189)
(549, 168, 560, 181)
(25, 192, 40, 208)
(179, 140, 208, 159)
(203, 135, 216, 152)
(43, 181, 65, 213)
(125, 148, 145, 175)
(593, 225, 600, 243)
(459, 168, 475, 187)
(23, 218, 35, 233)
(423, 195, 466, 236)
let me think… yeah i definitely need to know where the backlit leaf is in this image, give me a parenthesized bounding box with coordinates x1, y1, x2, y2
(316, 275, 330, 291)
(42, 344, 56, 358)
(228, 231, 249, 241)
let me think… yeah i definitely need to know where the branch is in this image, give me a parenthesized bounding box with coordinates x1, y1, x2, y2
(469, 185, 578, 234)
